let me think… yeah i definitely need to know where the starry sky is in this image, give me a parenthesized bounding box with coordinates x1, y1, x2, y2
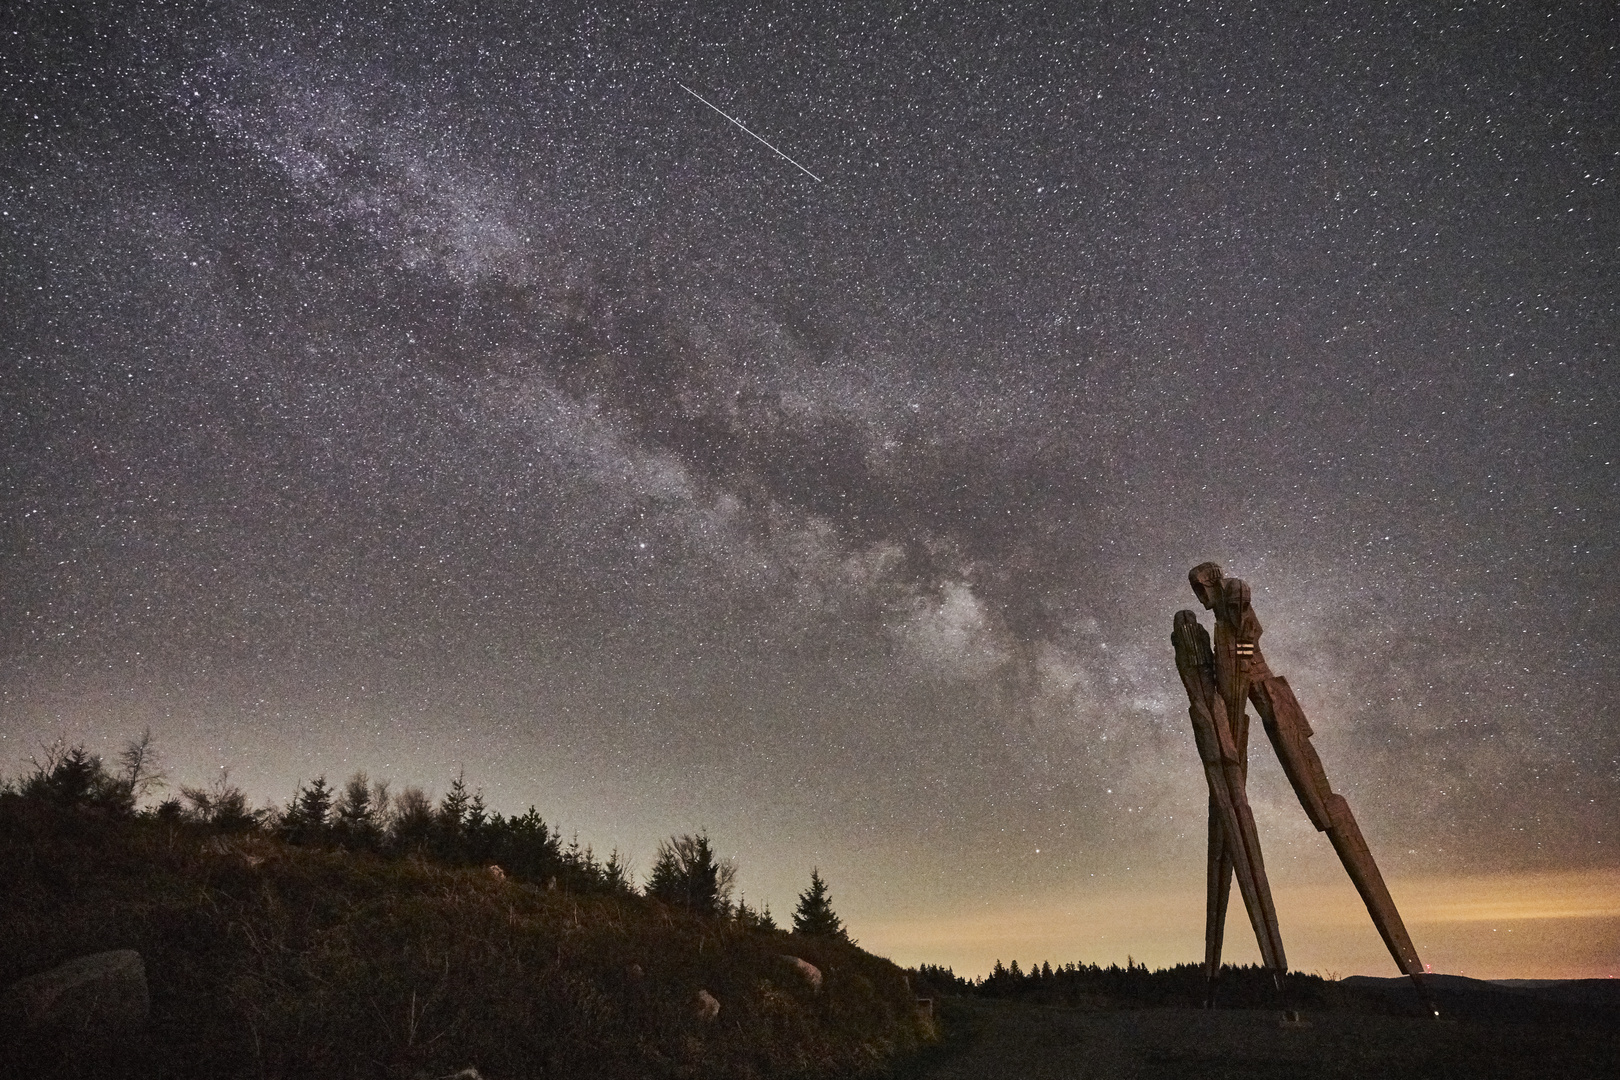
(3, 2, 1617, 979)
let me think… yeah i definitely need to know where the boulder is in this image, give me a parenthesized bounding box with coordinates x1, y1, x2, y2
(781, 955, 823, 991)
(695, 988, 721, 1020)
(1, 949, 150, 1035)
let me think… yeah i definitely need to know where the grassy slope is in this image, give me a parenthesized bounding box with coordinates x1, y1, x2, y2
(0, 799, 933, 1079)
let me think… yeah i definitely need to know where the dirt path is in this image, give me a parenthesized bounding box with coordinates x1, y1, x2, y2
(904, 999, 1618, 1080)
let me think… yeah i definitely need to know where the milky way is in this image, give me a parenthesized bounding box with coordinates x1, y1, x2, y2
(3, 2, 1616, 977)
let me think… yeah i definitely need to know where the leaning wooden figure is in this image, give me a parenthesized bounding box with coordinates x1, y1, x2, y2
(1172, 562, 1436, 1016)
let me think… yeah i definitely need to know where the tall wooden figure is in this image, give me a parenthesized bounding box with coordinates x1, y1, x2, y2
(1172, 562, 1435, 1014)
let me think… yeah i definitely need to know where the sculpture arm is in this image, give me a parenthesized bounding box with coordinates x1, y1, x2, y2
(1249, 677, 1334, 831)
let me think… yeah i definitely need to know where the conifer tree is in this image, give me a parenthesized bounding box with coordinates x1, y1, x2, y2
(646, 832, 733, 915)
(179, 769, 260, 830)
(791, 868, 847, 938)
(432, 772, 474, 861)
(490, 806, 561, 880)
(461, 791, 492, 862)
(334, 772, 382, 847)
(734, 896, 778, 931)
(281, 776, 334, 845)
(389, 785, 435, 851)
(22, 742, 137, 816)
(464, 791, 488, 833)
(439, 771, 471, 832)
(602, 848, 634, 894)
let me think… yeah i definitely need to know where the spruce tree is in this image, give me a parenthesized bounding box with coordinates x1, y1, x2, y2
(646, 843, 682, 902)
(179, 769, 259, 830)
(492, 807, 561, 880)
(434, 772, 473, 861)
(281, 776, 333, 845)
(646, 833, 727, 915)
(389, 786, 436, 852)
(602, 848, 634, 894)
(334, 772, 381, 847)
(791, 868, 846, 938)
(462, 792, 491, 862)
(23, 742, 136, 816)
(439, 772, 471, 831)
(734, 896, 778, 932)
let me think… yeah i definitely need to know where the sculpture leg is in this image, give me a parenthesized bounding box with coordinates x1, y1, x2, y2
(1220, 775, 1286, 978)
(1196, 717, 1286, 977)
(1203, 799, 1233, 1007)
(1203, 692, 1251, 1009)
(1250, 676, 1437, 1015)
(1323, 795, 1425, 975)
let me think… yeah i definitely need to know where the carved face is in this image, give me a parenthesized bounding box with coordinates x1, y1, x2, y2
(1188, 562, 1224, 610)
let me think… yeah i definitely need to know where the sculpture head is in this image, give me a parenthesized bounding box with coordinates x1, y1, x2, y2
(1188, 562, 1224, 610)
(1219, 575, 1250, 618)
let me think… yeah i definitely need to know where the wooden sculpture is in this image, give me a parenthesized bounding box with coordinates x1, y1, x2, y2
(1172, 562, 1436, 1014)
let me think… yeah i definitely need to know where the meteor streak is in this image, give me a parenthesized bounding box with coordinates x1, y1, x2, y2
(676, 81, 824, 183)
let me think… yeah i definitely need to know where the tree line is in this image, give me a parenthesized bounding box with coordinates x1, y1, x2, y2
(4, 734, 847, 938)
(913, 956, 1339, 1010)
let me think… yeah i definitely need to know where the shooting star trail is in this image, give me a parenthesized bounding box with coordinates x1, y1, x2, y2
(676, 81, 824, 183)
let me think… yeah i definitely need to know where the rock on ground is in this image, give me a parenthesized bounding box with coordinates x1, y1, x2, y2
(0, 949, 150, 1035)
(782, 955, 823, 991)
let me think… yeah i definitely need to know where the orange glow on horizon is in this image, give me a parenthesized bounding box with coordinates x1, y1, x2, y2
(857, 868, 1620, 982)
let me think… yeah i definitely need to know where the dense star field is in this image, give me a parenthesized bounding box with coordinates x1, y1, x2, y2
(3, 2, 1616, 978)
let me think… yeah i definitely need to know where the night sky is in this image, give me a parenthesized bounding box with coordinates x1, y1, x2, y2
(4, 2, 1617, 979)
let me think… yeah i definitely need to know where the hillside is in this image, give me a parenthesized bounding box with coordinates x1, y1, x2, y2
(0, 797, 934, 1079)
